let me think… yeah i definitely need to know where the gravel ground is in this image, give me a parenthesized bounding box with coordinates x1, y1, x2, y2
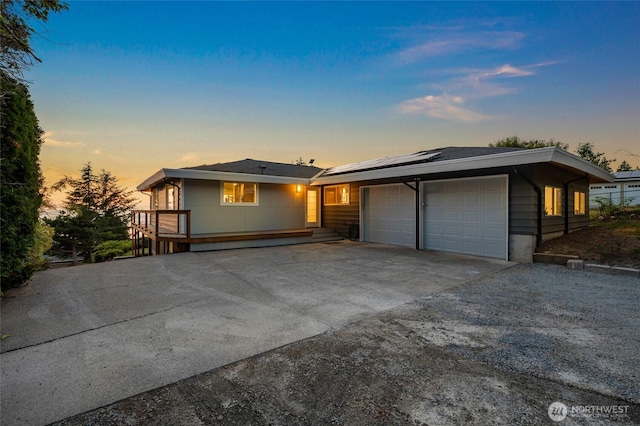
(54, 263, 640, 425)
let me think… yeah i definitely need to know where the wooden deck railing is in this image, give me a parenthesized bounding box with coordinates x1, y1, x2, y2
(131, 210, 191, 239)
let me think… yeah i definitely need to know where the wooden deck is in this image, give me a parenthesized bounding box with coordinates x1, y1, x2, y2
(131, 210, 322, 256)
(149, 229, 314, 244)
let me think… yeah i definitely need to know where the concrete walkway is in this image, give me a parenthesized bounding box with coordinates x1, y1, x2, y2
(0, 241, 513, 425)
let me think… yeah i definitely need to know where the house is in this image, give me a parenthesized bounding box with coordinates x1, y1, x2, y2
(589, 170, 640, 208)
(132, 159, 325, 255)
(133, 147, 613, 262)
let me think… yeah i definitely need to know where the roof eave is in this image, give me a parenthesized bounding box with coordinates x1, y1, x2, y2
(137, 168, 312, 191)
(549, 149, 614, 183)
(137, 169, 168, 191)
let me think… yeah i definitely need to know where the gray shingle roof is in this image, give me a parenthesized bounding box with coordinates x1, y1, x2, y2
(185, 159, 322, 179)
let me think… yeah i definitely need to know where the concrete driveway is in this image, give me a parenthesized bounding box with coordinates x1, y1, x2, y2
(0, 241, 512, 426)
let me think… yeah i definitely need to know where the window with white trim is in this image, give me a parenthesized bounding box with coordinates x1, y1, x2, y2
(544, 186, 562, 216)
(222, 182, 258, 205)
(324, 184, 350, 205)
(574, 191, 586, 215)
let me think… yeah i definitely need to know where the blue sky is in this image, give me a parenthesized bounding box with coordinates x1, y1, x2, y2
(27, 1, 640, 206)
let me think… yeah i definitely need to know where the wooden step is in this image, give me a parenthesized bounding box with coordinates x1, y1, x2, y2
(311, 228, 343, 242)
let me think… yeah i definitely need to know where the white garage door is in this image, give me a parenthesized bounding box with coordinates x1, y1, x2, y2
(362, 184, 415, 248)
(423, 176, 507, 259)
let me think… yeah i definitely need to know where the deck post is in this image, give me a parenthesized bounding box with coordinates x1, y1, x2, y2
(186, 211, 191, 238)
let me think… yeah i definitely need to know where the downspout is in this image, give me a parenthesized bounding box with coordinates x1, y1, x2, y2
(563, 174, 589, 234)
(400, 177, 420, 250)
(513, 167, 543, 248)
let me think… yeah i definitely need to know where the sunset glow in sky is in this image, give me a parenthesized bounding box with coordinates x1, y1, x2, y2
(27, 2, 640, 207)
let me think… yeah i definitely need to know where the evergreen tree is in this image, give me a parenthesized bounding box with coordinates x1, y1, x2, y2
(616, 160, 633, 172)
(0, 76, 44, 290)
(45, 163, 137, 263)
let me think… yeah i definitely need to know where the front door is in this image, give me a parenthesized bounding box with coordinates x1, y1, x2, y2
(305, 187, 320, 227)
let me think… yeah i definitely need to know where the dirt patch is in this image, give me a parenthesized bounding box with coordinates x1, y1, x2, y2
(537, 216, 640, 268)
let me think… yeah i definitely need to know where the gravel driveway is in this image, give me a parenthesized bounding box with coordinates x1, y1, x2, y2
(53, 262, 640, 425)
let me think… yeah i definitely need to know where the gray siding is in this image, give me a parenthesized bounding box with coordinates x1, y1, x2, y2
(508, 169, 537, 235)
(183, 180, 305, 234)
(528, 164, 590, 235)
(322, 182, 361, 237)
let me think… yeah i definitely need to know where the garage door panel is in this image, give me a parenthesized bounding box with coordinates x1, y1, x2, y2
(444, 194, 460, 206)
(363, 185, 415, 248)
(484, 193, 504, 206)
(463, 240, 482, 253)
(463, 210, 480, 222)
(389, 220, 404, 232)
(461, 180, 478, 191)
(483, 241, 504, 256)
(444, 224, 460, 237)
(424, 177, 507, 259)
(463, 226, 481, 238)
(484, 210, 505, 223)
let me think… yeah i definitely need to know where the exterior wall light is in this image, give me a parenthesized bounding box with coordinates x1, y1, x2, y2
(296, 184, 302, 193)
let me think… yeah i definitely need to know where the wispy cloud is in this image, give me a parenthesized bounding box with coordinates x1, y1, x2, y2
(452, 64, 532, 97)
(399, 62, 556, 122)
(397, 31, 525, 65)
(399, 94, 490, 122)
(177, 152, 199, 164)
(90, 148, 130, 162)
(42, 131, 84, 148)
(389, 21, 559, 122)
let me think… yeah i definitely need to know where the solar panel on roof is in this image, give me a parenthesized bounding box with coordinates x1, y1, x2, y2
(616, 171, 640, 179)
(322, 151, 441, 176)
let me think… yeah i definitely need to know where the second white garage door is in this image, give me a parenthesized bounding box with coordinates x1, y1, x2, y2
(423, 176, 508, 259)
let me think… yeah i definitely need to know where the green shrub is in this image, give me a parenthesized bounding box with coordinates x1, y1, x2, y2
(93, 240, 132, 262)
(593, 196, 634, 217)
(25, 221, 54, 271)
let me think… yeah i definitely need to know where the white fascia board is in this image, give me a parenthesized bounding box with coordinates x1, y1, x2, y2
(137, 169, 167, 191)
(311, 148, 614, 186)
(137, 168, 311, 191)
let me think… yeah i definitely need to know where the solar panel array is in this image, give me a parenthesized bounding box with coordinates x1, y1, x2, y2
(322, 151, 441, 176)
